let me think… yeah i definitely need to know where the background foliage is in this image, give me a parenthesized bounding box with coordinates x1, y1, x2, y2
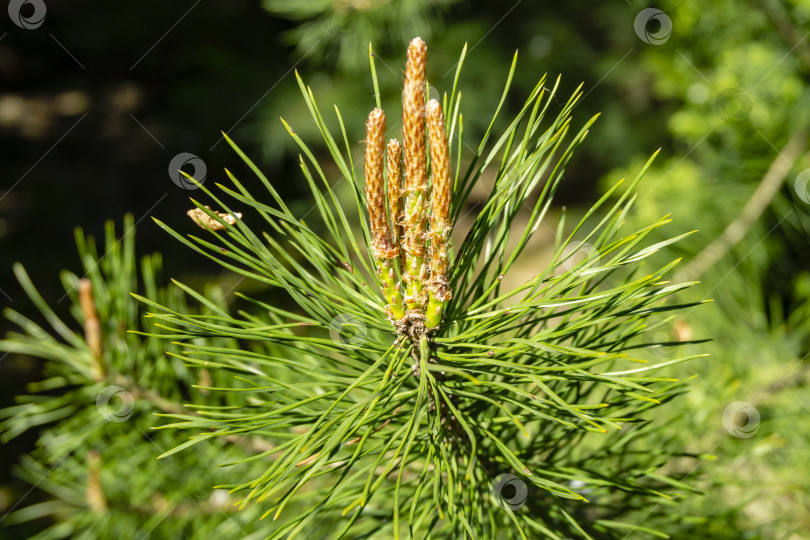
(1, 0, 809, 538)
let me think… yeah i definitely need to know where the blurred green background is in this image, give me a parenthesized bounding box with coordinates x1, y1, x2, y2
(1, 0, 809, 538)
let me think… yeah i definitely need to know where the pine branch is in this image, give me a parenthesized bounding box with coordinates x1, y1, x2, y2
(0, 217, 275, 538)
(126, 37, 707, 539)
(677, 127, 807, 281)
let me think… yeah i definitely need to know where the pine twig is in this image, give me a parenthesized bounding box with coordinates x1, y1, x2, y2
(366, 109, 406, 321)
(86, 450, 107, 513)
(78, 278, 103, 380)
(677, 127, 807, 281)
(753, 0, 810, 72)
(401, 37, 429, 318)
(425, 99, 452, 328)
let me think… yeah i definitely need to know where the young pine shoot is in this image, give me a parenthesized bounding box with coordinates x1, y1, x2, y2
(138, 37, 708, 539)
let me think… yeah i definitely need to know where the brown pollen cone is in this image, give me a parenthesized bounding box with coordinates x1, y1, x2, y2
(426, 99, 452, 302)
(401, 37, 428, 265)
(364, 108, 395, 258)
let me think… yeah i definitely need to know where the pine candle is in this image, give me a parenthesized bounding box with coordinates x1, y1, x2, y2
(364, 37, 453, 333)
(365, 108, 405, 321)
